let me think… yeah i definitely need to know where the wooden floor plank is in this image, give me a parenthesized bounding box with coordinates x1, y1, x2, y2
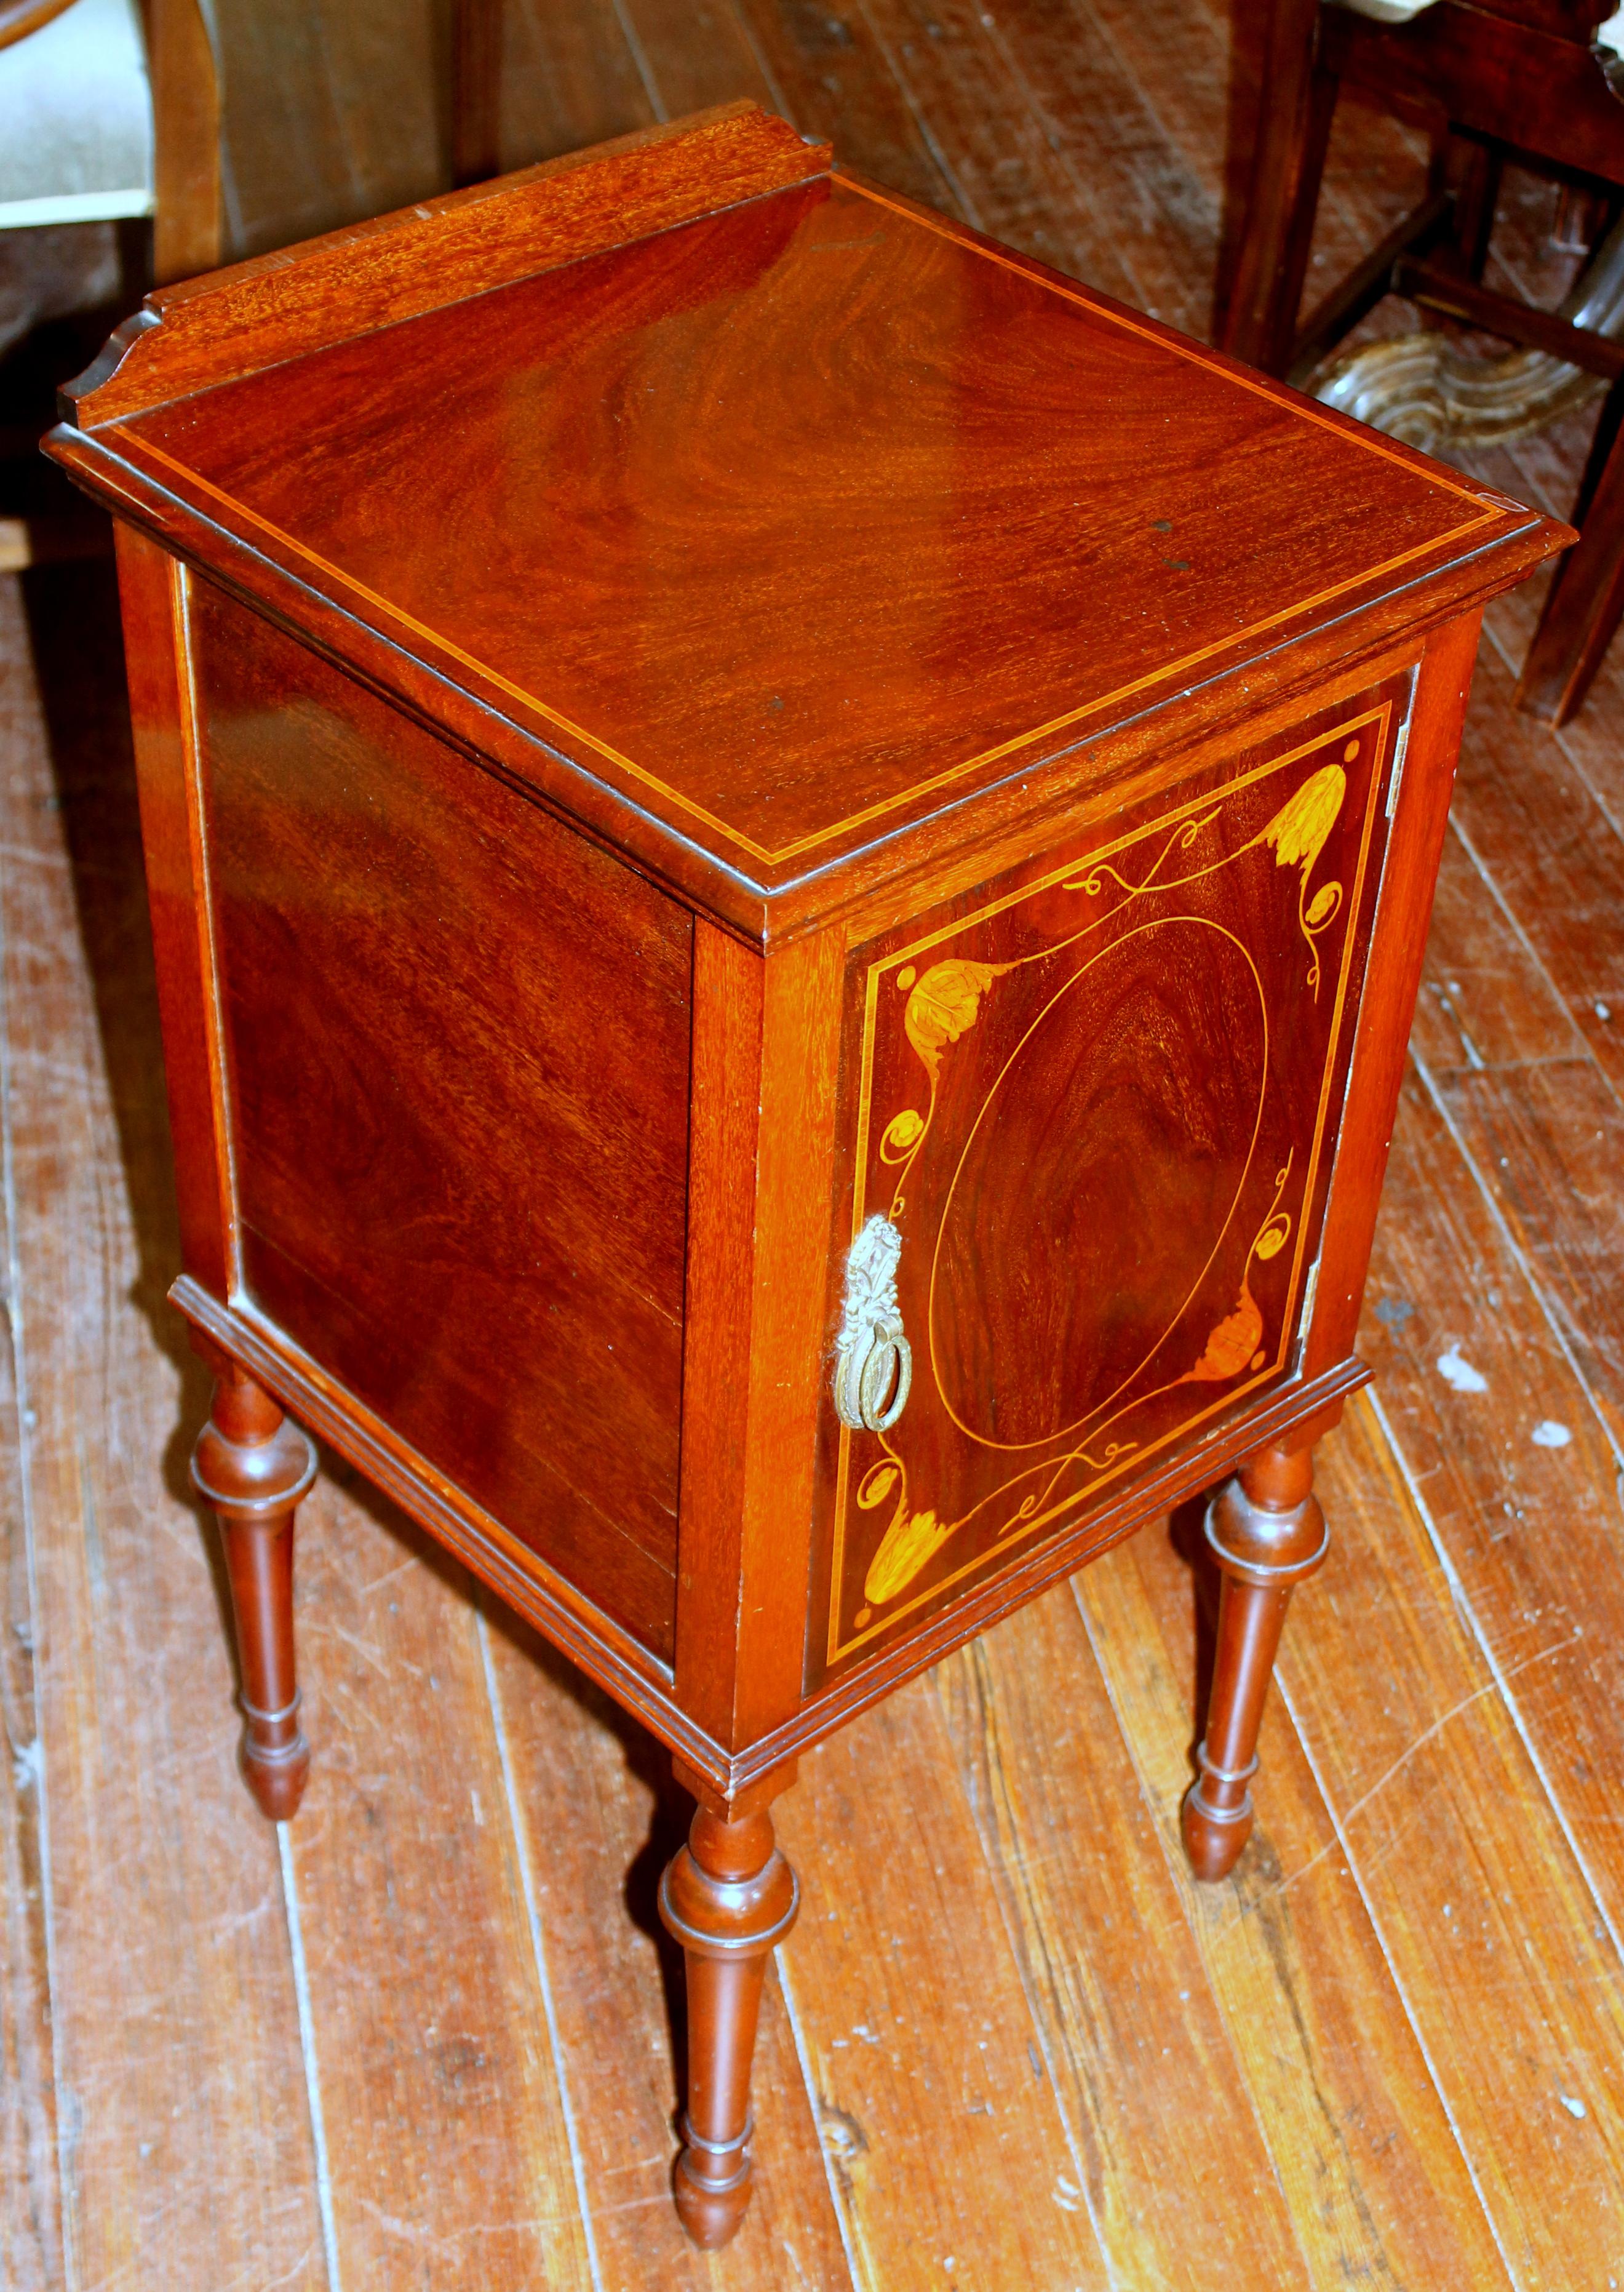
(1431, 1058, 1624, 1445)
(0, 581, 61, 2292)
(729, 0, 955, 214)
(1486, 564, 1624, 852)
(773, 1678, 1112, 2290)
(1411, 821, 1591, 1077)
(1430, 634, 1624, 1097)
(15, 20, 1624, 2288)
(620, 0, 781, 121)
(854, 0, 1145, 301)
(479, 1596, 852, 2292)
(1076, 1530, 1510, 2289)
(1281, 1394, 1624, 2285)
(500, 0, 656, 174)
(1075, 0, 1231, 216)
(0, 564, 326, 2290)
(0, 1313, 55, 2292)
(933, 1590, 1312, 2291)
(1362, 1074, 1624, 1924)
(938, 0, 1221, 330)
(284, 1459, 595, 2291)
(214, 0, 448, 260)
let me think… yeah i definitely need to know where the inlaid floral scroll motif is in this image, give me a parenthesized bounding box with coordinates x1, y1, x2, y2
(829, 710, 1389, 1664)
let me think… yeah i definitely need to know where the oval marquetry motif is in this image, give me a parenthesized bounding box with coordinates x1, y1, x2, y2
(928, 918, 1268, 1449)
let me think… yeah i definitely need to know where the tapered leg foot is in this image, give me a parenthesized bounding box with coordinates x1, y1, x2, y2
(658, 1802, 798, 2248)
(1182, 1438, 1327, 1882)
(191, 1365, 318, 1821)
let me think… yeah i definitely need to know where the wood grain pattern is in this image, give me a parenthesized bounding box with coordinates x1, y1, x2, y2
(857, 0, 1145, 305)
(1323, 1, 1624, 188)
(728, 0, 954, 212)
(1442, 629, 1624, 1096)
(193, 579, 691, 1658)
(1408, 821, 1590, 1074)
(1500, 556, 1624, 830)
(773, 1678, 1112, 2288)
(618, 0, 780, 125)
(934, 1591, 1313, 2289)
(1282, 1395, 1624, 2284)
(479, 1595, 853, 2286)
(114, 527, 234, 1303)
(151, 0, 225, 283)
(46, 101, 1560, 955)
(498, 0, 660, 171)
(12, 17, 1624, 2283)
(94, 169, 1525, 876)
(1362, 1074, 1624, 1935)
(1436, 1057, 1624, 1443)
(1077, 1529, 1514, 2288)
(675, 922, 844, 1758)
(281, 1459, 596, 2289)
(0, 566, 325, 2290)
(1297, 615, 1477, 1383)
(65, 103, 826, 426)
(817, 695, 1394, 1678)
(210, 0, 447, 262)
(0, 591, 60, 2292)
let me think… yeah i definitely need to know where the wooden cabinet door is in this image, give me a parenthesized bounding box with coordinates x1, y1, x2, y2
(811, 680, 1407, 1686)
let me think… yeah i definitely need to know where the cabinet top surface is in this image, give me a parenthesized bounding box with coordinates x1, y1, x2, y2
(57, 105, 1560, 914)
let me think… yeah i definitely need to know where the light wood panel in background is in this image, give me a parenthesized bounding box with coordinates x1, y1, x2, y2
(3, 1, 1623, 2283)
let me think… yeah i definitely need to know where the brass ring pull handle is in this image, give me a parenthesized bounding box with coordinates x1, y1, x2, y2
(833, 1216, 913, 1432)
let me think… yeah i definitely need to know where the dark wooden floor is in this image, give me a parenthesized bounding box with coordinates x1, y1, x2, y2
(5, 4, 1624, 2286)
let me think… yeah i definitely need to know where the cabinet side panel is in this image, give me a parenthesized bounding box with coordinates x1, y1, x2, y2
(189, 580, 689, 1660)
(114, 527, 233, 1297)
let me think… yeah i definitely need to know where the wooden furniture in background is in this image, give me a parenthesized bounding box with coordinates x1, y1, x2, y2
(0, 0, 216, 574)
(1, 0, 528, 577)
(46, 103, 1565, 2245)
(147, 0, 222, 282)
(1222, 0, 1624, 724)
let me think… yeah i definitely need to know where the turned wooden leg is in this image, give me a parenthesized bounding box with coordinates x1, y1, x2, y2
(191, 1365, 318, 1821)
(1219, 0, 1337, 374)
(1182, 1438, 1327, 1882)
(1515, 376, 1624, 727)
(657, 1801, 799, 2248)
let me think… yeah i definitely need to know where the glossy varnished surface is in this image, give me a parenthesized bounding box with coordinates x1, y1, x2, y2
(814, 685, 1396, 1679)
(10, 4, 1624, 2274)
(193, 578, 690, 1659)
(47, 93, 1572, 2251)
(109, 171, 1521, 876)
(10, 550, 1624, 2285)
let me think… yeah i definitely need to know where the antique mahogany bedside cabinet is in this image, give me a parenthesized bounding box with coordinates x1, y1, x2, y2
(49, 102, 1564, 2246)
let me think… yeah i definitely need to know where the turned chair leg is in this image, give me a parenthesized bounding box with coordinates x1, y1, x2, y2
(1516, 374, 1624, 726)
(658, 1800, 799, 2248)
(1219, 0, 1337, 373)
(191, 1364, 319, 1821)
(1182, 1438, 1328, 1882)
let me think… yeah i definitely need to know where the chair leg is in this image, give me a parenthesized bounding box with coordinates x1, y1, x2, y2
(1516, 380, 1624, 725)
(1220, 0, 1338, 375)
(191, 1363, 318, 1820)
(1182, 1438, 1328, 1882)
(1435, 132, 1502, 284)
(658, 1799, 799, 2248)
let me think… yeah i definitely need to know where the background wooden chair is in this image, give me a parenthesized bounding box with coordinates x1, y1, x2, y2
(1220, 0, 1624, 724)
(1, 0, 511, 571)
(0, 0, 223, 569)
